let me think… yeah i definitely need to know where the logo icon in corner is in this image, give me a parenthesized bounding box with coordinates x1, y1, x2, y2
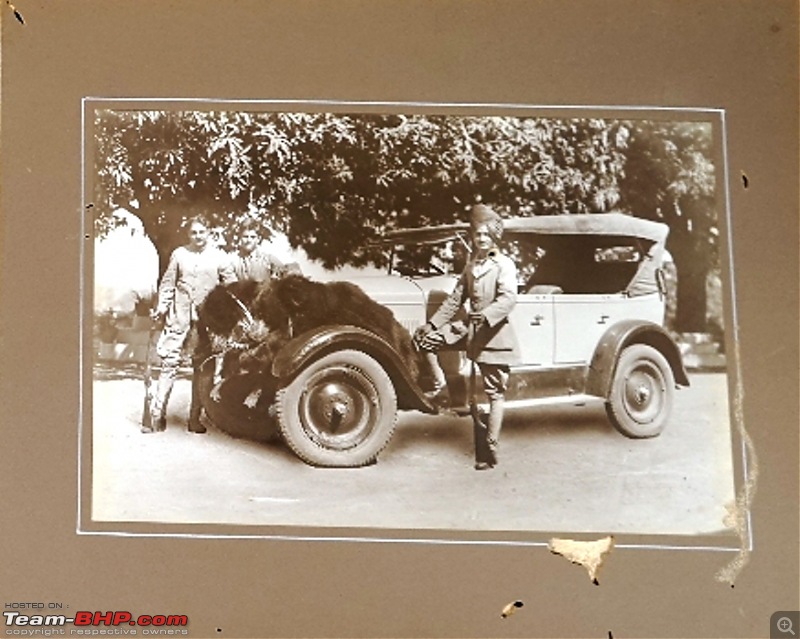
(772, 611, 799, 638)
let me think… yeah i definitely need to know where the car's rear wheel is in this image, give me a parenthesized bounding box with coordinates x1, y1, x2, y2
(275, 349, 398, 467)
(606, 344, 675, 438)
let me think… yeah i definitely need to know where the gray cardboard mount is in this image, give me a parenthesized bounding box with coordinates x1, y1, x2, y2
(1, 2, 798, 638)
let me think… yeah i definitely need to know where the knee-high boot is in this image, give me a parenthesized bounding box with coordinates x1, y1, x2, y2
(187, 359, 207, 434)
(485, 396, 504, 466)
(473, 410, 491, 465)
(150, 370, 175, 432)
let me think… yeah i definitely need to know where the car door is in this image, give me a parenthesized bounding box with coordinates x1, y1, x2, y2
(552, 293, 664, 364)
(508, 293, 555, 366)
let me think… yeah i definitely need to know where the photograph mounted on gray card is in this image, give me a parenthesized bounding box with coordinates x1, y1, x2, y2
(85, 101, 740, 540)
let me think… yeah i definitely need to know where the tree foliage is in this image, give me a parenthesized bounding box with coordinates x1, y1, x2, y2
(93, 109, 720, 332)
(93, 110, 630, 270)
(618, 120, 716, 249)
(617, 121, 718, 331)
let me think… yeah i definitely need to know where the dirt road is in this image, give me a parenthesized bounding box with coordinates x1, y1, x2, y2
(90, 371, 737, 538)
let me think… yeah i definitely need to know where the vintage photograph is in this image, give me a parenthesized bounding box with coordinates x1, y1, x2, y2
(87, 103, 738, 538)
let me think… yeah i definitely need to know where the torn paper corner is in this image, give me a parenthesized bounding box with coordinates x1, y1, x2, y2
(714, 383, 758, 587)
(715, 499, 750, 586)
(715, 489, 755, 586)
(722, 500, 740, 529)
(548, 535, 615, 584)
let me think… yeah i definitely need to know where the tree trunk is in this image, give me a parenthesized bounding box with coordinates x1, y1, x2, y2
(670, 227, 708, 333)
(134, 200, 185, 282)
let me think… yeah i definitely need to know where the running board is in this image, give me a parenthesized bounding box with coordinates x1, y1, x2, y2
(449, 393, 603, 416)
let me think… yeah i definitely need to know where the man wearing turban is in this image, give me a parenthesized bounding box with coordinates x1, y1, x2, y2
(415, 204, 521, 469)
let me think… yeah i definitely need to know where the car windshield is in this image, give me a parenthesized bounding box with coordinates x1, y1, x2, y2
(385, 231, 472, 277)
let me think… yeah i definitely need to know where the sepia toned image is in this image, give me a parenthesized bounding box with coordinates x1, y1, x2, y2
(3, 3, 797, 638)
(86, 102, 740, 539)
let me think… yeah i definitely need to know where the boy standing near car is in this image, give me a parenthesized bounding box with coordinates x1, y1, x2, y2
(415, 204, 521, 470)
(146, 215, 236, 434)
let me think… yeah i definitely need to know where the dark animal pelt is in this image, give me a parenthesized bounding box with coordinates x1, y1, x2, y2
(199, 279, 261, 338)
(248, 275, 421, 380)
(193, 275, 428, 426)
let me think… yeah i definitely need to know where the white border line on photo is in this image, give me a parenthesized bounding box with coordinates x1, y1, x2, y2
(720, 110, 754, 554)
(78, 101, 87, 535)
(85, 97, 726, 114)
(75, 529, 740, 553)
(79, 99, 745, 554)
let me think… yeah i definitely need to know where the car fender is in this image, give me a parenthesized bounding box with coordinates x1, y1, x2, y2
(586, 319, 690, 398)
(271, 325, 436, 413)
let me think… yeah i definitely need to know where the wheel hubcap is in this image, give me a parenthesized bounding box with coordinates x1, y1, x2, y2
(632, 383, 651, 406)
(623, 364, 664, 423)
(318, 387, 353, 433)
(299, 366, 379, 450)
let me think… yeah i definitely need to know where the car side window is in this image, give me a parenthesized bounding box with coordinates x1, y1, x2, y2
(505, 237, 653, 295)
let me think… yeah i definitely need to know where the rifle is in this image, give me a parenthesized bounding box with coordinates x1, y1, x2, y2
(141, 314, 159, 432)
(468, 316, 491, 466)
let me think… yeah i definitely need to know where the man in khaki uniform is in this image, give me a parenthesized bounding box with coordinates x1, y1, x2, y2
(145, 215, 236, 433)
(416, 204, 521, 469)
(232, 219, 286, 282)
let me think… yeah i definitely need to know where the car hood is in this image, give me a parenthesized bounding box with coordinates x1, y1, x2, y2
(352, 274, 458, 305)
(347, 274, 459, 333)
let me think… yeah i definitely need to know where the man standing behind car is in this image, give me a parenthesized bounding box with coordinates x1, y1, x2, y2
(415, 204, 521, 470)
(145, 214, 236, 434)
(232, 219, 286, 282)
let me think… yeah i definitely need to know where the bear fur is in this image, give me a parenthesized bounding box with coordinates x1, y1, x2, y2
(191, 274, 429, 440)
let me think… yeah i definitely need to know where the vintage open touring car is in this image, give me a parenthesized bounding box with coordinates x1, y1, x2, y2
(198, 213, 689, 468)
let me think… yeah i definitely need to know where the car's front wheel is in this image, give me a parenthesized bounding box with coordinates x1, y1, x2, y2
(275, 349, 398, 467)
(606, 344, 675, 438)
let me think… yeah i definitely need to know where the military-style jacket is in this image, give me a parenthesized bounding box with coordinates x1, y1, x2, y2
(233, 245, 285, 282)
(156, 244, 236, 331)
(429, 250, 521, 365)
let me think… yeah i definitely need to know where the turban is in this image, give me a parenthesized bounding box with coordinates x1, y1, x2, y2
(469, 204, 503, 243)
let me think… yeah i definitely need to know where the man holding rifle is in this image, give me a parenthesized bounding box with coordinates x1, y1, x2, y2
(144, 215, 236, 434)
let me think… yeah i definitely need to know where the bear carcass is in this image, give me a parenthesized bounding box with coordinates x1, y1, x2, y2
(193, 274, 430, 442)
